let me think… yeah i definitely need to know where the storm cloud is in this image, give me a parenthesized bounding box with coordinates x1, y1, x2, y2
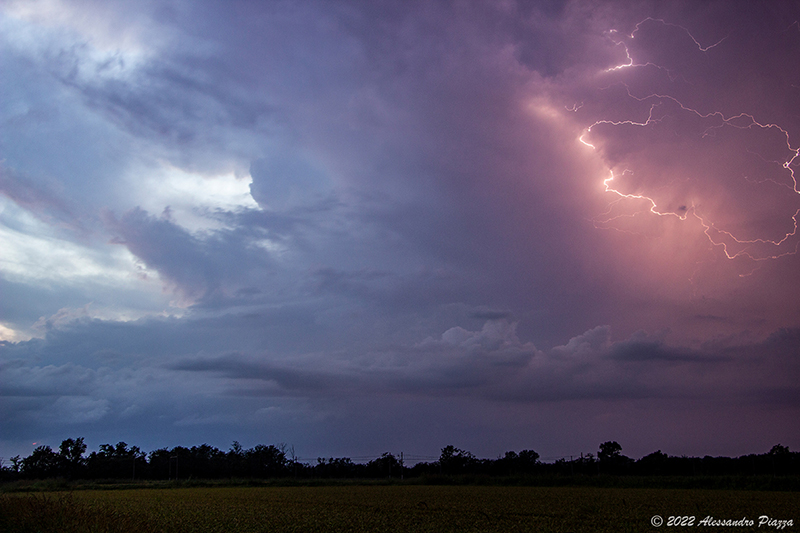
(1, 0, 798, 460)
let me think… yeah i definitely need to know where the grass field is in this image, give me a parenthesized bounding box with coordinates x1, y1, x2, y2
(1, 485, 797, 532)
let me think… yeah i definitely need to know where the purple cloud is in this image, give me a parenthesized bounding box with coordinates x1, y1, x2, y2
(1, 0, 798, 460)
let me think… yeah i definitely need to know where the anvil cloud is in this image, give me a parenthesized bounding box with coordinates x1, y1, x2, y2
(1, 0, 798, 461)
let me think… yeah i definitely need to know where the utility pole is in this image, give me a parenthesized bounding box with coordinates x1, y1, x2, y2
(400, 452, 404, 480)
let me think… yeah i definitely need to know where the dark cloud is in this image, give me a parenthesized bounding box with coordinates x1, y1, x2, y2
(1, 0, 799, 459)
(102, 207, 281, 305)
(0, 167, 83, 230)
(2, 309, 798, 457)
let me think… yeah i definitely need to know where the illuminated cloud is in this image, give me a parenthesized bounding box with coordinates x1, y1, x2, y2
(1, 0, 798, 460)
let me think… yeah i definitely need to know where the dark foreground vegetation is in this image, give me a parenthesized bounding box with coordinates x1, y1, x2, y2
(2, 439, 799, 488)
(2, 441, 798, 532)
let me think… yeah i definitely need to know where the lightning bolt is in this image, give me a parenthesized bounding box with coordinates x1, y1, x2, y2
(580, 18, 800, 270)
(604, 18, 727, 80)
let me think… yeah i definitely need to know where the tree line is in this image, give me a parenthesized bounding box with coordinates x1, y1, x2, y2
(2, 439, 798, 481)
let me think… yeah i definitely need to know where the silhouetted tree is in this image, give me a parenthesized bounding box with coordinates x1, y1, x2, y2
(598, 441, 622, 462)
(498, 450, 540, 475)
(58, 437, 87, 478)
(148, 448, 172, 479)
(246, 444, 287, 478)
(770, 444, 790, 456)
(229, 441, 244, 456)
(187, 444, 227, 478)
(768, 444, 792, 476)
(598, 441, 633, 474)
(438, 445, 476, 475)
(9, 436, 799, 481)
(87, 441, 145, 479)
(636, 450, 669, 475)
(226, 441, 246, 477)
(366, 453, 401, 478)
(21, 445, 60, 478)
(314, 457, 358, 478)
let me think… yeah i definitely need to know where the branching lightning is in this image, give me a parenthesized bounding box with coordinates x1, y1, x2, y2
(604, 18, 727, 81)
(581, 18, 800, 268)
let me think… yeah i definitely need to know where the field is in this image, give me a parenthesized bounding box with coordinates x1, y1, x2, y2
(1, 485, 797, 532)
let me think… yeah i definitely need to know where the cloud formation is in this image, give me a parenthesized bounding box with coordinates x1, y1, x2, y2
(1, 0, 798, 460)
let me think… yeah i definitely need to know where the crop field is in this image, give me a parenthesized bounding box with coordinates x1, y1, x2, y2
(1, 485, 797, 532)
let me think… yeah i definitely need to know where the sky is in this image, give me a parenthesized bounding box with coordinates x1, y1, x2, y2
(1, 0, 799, 463)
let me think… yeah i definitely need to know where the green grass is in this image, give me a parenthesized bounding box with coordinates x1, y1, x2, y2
(1, 485, 797, 532)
